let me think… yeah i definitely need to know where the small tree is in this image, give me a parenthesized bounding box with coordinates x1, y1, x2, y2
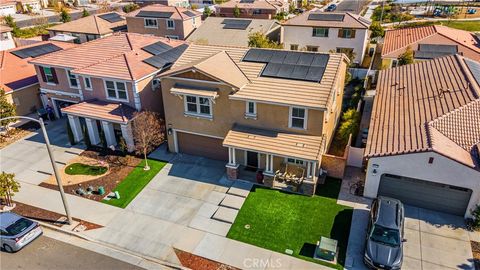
(0, 172, 20, 207)
(25, 4, 33, 14)
(60, 8, 71, 23)
(122, 3, 139, 13)
(470, 205, 480, 230)
(0, 88, 16, 129)
(132, 111, 164, 170)
(248, 32, 282, 49)
(398, 45, 414, 66)
(369, 22, 385, 38)
(233, 5, 240, 17)
(338, 109, 360, 143)
(3, 15, 17, 29)
(82, 8, 90, 17)
(203, 6, 212, 17)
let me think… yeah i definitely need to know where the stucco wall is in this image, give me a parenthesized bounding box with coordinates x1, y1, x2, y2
(80, 76, 136, 108)
(0, 31, 15, 51)
(321, 153, 347, 179)
(6, 84, 42, 116)
(365, 152, 480, 218)
(126, 16, 200, 39)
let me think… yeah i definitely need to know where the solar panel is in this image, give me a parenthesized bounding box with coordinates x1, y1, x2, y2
(221, 19, 252, 30)
(143, 44, 188, 69)
(183, 10, 197, 17)
(98, 13, 124, 23)
(240, 0, 254, 3)
(414, 51, 454, 60)
(10, 43, 62, 59)
(307, 13, 345, 21)
(305, 66, 326, 82)
(311, 54, 329, 67)
(136, 11, 174, 18)
(418, 44, 458, 54)
(142, 41, 174, 55)
(465, 58, 480, 86)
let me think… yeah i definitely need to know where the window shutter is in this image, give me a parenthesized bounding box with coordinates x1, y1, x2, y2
(351, 30, 356, 38)
(51, 68, 58, 84)
(39, 66, 47, 82)
(338, 29, 343, 38)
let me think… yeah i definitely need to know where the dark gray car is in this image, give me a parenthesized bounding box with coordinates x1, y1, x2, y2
(364, 196, 405, 270)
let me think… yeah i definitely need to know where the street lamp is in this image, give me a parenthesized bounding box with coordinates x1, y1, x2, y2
(1, 116, 72, 225)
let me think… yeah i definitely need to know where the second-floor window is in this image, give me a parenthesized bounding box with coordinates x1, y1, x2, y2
(338, 28, 356, 38)
(312, 28, 329, 37)
(289, 107, 307, 129)
(185, 95, 211, 117)
(105, 80, 127, 101)
(67, 70, 79, 88)
(144, 18, 158, 28)
(41, 66, 57, 84)
(84, 77, 92, 90)
(290, 44, 299, 51)
(166, 19, 175, 29)
(306, 46, 318, 52)
(245, 101, 256, 118)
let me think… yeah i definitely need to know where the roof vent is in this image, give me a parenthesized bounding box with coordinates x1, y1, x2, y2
(296, 143, 305, 147)
(247, 135, 256, 139)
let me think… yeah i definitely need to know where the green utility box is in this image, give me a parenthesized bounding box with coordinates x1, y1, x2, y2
(315, 237, 338, 262)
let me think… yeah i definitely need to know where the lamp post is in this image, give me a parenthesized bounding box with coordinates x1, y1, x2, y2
(1, 116, 72, 225)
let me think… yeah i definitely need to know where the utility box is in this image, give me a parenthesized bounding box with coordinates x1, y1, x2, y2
(315, 237, 338, 262)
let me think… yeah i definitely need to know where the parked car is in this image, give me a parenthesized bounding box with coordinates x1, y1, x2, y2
(0, 212, 43, 252)
(325, 4, 337, 11)
(364, 197, 405, 270)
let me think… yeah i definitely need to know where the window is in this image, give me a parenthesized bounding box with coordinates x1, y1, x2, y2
(253, 9, 262, 14)
(245, 101, 256, 118)
(312, 27, 329, 37)
(165, 35, 179, 39)
(144, 18, 158, 28)
(338, 28, 356, 38)
(290, 44, 299, 51)
(43, 67, 56, 84)
(166, 19, 175, 29)
(105, 80, 127, 101)
(1, 32, 9, 40)
(392, 59, 398, 67)
(84, 77, 92, 90)
(287, 158, 304, 166)
(289, 107, 307, 129)
(67, 70, 79, 88)
(306, 46, 318, 52)
(185, 95, 212, 117)
(152, 78, 161, 90)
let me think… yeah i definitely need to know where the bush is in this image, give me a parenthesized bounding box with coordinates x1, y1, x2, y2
(470, 205, 480, 230)
(248, 32, 282, 49)
(398, 46, 414, 66)
(60, 8, 71, 23)
(203, 6, 212, 17)
(122, 3, 139, 13)
(337, 109, 361, 143)
(369, 22, 384, 38)
(82, 8, 90, 17)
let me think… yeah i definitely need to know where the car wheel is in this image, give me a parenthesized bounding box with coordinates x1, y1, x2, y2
(3, 244, 14, 253)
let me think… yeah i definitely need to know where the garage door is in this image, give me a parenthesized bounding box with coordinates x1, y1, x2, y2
(378, 174, 472, 216)
(177, 132, 228, 161)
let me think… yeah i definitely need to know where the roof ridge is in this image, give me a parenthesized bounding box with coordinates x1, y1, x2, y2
(0, 50, 5, 69)
(123, 53, 134, 80)
(93, 14, 101, 35)
(73, 51, 130, 74)
(455, 54, 480, 98)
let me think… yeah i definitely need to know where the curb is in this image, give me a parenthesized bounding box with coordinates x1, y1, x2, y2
(38, 221, 186, 270)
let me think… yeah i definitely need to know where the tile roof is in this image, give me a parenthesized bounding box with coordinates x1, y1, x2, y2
(29, 33, 187, 81)
(218, 0, 280, 10)
(382, 25, 480, 60)
(47, 12, 126, 35)
(61, 99, 137, 123)
(223, 124, 325, 161)
(161, 44, 348, 109)
(0, 41, 76, 93)
(283, 11, 371, 29)
(365, 54, 480, 168)
(186, 17, 280, 47)
(125, 4, 201, 20)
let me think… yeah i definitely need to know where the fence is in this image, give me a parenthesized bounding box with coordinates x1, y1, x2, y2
(348, 68, 369, 80)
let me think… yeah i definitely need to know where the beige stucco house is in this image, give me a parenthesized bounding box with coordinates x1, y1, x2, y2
(159, 44, 349, 195)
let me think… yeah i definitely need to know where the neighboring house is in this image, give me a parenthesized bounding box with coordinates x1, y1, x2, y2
(186, 17, 280, 47)
(133, 0, 189, 7)
(1, 26, 15, 51)
(29, 33, 187, 151)
(126, 4, 201, 40)
(217, 0, 286, 19)
(159, 44, 349, 195)
(0, 0, 16, 16)
(47, 12, 127, 44)
(0, 41, 75, 116)
(364, 54, 480, 218)
(381, 25, 480, 67)
(282, 11, 371, 64)
(16, 0, 41, 13)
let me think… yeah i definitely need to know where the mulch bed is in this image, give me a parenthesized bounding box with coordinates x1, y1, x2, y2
(40, 150, 142, 202)
(0, 121, 41, 149)
(472, 241, 480, 270)
(174, 249, 238, 270)
(10, 201, 102, 231)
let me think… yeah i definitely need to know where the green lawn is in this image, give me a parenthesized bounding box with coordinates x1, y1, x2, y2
(65, 163, 107, 176)
(102, 159, 166, 208)
(437, 20, 480, 32)
(227, 178, 353, 269)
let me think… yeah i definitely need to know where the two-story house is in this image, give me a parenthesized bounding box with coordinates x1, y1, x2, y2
(217, 0, 285, 19)
(282, 11, 371, 64)
(29, 33, 187, 151)
(126, 4, 201, 40)
(132, 0, 189, 7)
(159, 44, 349, 195)
(1, 26, 15, 51)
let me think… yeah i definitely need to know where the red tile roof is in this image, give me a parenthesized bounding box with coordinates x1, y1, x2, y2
(61, 99, 137, 123)
(125, 4, 201, 20)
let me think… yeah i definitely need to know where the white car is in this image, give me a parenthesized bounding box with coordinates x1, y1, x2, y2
(0, 212, 43, 252)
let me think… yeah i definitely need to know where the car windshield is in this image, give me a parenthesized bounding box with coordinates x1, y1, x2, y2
(5, 218, 33, 235)
(369, 224, 400, 247)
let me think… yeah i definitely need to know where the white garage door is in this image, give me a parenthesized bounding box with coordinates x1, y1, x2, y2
(378, 174, 472, 216)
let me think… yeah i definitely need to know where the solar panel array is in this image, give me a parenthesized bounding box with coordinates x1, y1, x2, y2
(143, 44, 189, 69)
(242, 48, 329, 82)
(182, 10, 197, 17)
(222, 19, 252, 30)
(98, 13, 124, 23)
(136, 11, 174, 18)
(465, 58, 480, 87)
(142, 41, 174, 55)
(414, 44, 458, 59)
(10, 43, 62, 59)
(307, 13, 344, 21)
(239, 0, 254, 3)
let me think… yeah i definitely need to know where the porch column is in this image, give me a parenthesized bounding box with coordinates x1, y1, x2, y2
(101, 121, 117, 147)
(121, 123, 135, 152)
(226, 147, 239, 180)
(67, 115, 83, 143)
(228, 147, 237, 165)
(265, 154, 273, 175)
(307, 162, 312, 178)
(85, 118, 100, 145)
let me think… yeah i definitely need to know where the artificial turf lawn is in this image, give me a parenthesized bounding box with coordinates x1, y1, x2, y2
(438, 20, 480, 32)
(227, 178, 353, 269)
(102, 159, 166, 208)
(65, 163, 108, 176)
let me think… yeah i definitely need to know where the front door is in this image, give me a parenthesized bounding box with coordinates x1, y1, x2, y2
(246, 151, 258, 169)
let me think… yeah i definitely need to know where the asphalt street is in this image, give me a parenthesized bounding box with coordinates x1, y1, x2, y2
(0, 235, 144, 270)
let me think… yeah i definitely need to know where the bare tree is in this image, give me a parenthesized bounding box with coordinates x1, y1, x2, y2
(132, 111, 164, 170)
